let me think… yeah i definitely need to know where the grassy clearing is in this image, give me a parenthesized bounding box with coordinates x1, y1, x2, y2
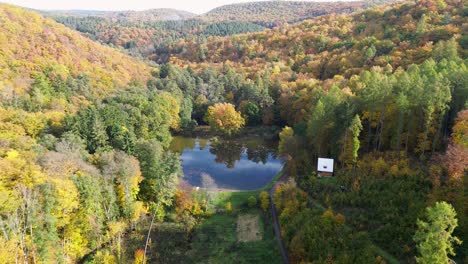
(188, 207, 281, 264)
(144, 171, 284, 263)
(182, 171, 283, 263)
(237, 214, 262, 242)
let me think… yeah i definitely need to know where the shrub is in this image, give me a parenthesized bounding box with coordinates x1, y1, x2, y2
(226, 202, 232, 213)
(259, 191, 270, 212)
(247, 196, 257, 208)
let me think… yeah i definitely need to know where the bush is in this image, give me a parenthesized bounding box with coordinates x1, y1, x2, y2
(259, 191, 270, 212)
(247, 196, 257, 208)
(225, 202, 232, 213)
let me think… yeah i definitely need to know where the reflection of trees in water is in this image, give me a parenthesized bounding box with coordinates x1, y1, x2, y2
(170, 136, 196, 153)
(200, 173, 218, 210)
(170, 137, 211, 152)
(198, 138, 208, 150)
(210, 140, 277, 168)
(172, 136, 279, 169)
(246, 146, 269, 164)
(209, 141, 244, 168)
(201, 173, 217, 190)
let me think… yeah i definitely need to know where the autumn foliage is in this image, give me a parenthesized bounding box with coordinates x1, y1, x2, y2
(205, 103, 245, 136)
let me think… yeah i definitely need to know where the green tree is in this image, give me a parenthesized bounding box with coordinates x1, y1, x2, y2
(240, 101, 261, 125)
(247, 196, 257, 208)
(307, 100, 326, 157)
(413, 202, 461, 264)
(77, 107, 109, 153)
(135, 140, 181, 217)
(340, 114, 363, 166)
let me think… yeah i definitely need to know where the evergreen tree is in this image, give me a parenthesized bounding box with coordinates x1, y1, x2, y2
(413, 202, 461, 264)
(339, 114, 362, 167)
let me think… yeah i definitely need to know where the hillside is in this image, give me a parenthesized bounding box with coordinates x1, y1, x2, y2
(0, 1, 466, 264)
(0, 4, 151, 98)
(103, 9, 196, 22)
(48, 1, 402, 63)
(166, 0, 466, 79)
(42, 8, 196, 21)
(202, 0, 368, 25)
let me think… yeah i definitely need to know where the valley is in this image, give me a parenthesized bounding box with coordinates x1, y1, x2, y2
(0, 0, 466, 263)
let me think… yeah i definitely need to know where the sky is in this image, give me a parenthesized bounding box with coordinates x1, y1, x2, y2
(1, 0, 344, 14)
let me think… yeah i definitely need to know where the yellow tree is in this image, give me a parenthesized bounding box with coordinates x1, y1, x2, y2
(205, 103, 245, 136)
(259, 191, 270, 212)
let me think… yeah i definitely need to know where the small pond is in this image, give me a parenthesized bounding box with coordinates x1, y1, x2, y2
(170, 136, 283, 191)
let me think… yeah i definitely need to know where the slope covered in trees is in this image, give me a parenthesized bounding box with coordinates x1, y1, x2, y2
(42, 8, 196, 21)
(98, 9, 196, 22)
(203, 0, 369, 25)
(0, 4, 151, 98)
(0, 0, 466, 263)
(47, 1, 400, 63)
(0, 5, 183, 263)
(167, 0, 465, 78)
(51, 16, 267, 61)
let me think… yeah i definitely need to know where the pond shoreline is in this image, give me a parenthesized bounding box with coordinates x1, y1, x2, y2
(171, 131, 283, 191)
(174, 125, 280, 141)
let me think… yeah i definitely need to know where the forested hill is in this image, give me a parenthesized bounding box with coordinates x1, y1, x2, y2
(167, 0, 466, 79)
(103, 9, 196, 22)
(45, 8, 196, 22)
(47, 1, 401, 63)
(202, 0, 369, 25)
(0, 4, 151, 98)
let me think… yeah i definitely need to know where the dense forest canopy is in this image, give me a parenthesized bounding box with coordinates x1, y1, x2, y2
(166, 0, 466, 78)
(46, 0, 400, 63)
(0, 0, 467, 263)
(202, 0, 370, 25)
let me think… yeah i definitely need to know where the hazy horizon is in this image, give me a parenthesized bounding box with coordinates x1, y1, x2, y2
(0, 0, 359, 14)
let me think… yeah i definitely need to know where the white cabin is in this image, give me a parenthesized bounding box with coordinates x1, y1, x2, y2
(317, 158, 334, 177)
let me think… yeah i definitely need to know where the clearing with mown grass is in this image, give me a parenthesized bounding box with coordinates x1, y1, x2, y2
(237, 214, 262, 242)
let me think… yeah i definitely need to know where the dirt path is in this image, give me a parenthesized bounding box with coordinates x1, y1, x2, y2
(269, 173, 290, 264)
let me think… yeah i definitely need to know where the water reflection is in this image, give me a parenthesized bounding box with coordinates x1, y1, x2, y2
(209, 141, 243, 168)
(170, 136, 282, 190)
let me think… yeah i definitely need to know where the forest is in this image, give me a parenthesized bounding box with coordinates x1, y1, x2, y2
(46, 0, 398, 63)
(0, 0, 467, 263)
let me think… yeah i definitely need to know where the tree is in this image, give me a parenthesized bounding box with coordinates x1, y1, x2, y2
(239, 101, 261, 125)
(278, 126, 294, 156)
(225, 202, 232, 213)
(72, 107, 108, 153)
(340, 114, 363, 166)
(247, 196, 257, 208)
(99, 151, 143, 221)
(259, 191, 270, 212)
(433, 38, 458, 62)
(413, 202, 461, 264)
(364, 45, 376, 61)
(205, 103, 245, 136)
(135, 140, 181, 216)
(307, 100, 326, 157)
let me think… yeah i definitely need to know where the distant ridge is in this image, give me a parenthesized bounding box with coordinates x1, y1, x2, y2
(40, 1, 402, 24)
(201, 1, 377, 24)
(42, 8, 196, 22)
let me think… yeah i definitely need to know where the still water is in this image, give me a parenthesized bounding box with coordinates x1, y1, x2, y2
(170, 136, 283, 191)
